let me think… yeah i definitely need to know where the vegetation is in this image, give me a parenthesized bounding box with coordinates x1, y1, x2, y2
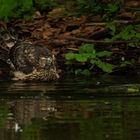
(66, 44, 114, 76)
(0, 0, 34, 20)
(0, 0, 59, 20)
(106, 23, 140, 42)
(75, 0, 122, 19)
(0, 0, 123, 21)
(0, 0, 140, 76)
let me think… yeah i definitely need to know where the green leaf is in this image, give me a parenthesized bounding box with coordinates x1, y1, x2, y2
(75, 69, 91, 76)
(106, 3, 119, 13)
(112, 25, 135, 41)
(120, 61, 132, 67)
(79, 44, 95, 54)
(106, 23, 116, 35)
(94, 60, 114, 73)
(96, 51, 112, 57)
(65, 53, 75, 60)
(81, 69, 91, 76)
(90, 59, 95, 64)
(90, 53, 97, 59)
(75, 54, 88, 62)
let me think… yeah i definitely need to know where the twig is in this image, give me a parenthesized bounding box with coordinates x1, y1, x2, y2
(85, 23, 106, 26)
(66, 36, 139, 44)
(124, 7, 140, 11)
(67, 47, 78, 51)
(85, 20, 138, 26)
(87, 28, 108, 38)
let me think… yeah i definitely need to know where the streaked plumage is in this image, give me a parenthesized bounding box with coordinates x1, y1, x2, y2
(0, 24, 59, 81)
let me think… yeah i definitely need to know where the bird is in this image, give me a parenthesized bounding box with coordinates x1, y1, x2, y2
(0, 23, 59, 81)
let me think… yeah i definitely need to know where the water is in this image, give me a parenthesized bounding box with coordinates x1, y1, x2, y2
(0, 75, 140, 140)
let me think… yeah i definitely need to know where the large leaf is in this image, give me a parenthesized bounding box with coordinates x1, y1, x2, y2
(96, 51, 112, 57)
(94, 60, 114, 73)
(79, 43, 95, 54)
(65, 52, 75, 60)
(75, 54, 89, 62)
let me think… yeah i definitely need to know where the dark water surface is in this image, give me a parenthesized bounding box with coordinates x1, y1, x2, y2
(0, 75, 140, 140)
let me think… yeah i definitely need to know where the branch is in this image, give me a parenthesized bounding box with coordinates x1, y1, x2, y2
(85, 20, 139, 26)
(66, 36, 139, 44)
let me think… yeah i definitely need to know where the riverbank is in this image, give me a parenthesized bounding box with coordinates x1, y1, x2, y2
(0, 1, 140, 78)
